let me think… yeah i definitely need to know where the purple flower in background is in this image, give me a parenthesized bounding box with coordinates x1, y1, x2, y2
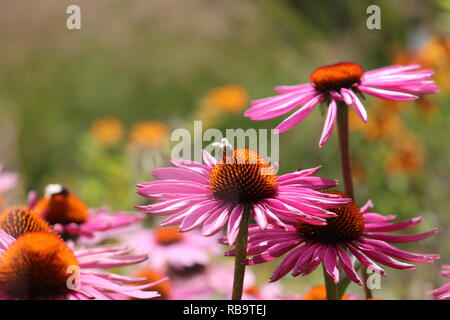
(0, 164, 17, 195)
(121, 226, 220, 271)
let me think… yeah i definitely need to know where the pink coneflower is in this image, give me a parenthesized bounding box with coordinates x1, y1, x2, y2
(0, 210, 165, 300)
(231, 191, 439, 285)
(0, 231, 164, 300)
(136, 139, 349, 245)
(0, 164, 17, 195)
(245, 63, 437, 147)
(30, 184, 144, 240)
(431, 265, 450, 300)
(121, 226, 220, 271)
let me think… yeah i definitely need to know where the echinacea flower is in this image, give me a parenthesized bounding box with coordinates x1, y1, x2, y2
(30, 184, 144, 241)
(0, 164, 17, 195)
(431, 265, 450, 300)
(121, 226, 220, 271)
(0, 208, 165, 300)
(233, 191, 439, 285)
(136, 139, 349, 245)
(245, 63, 437, 147)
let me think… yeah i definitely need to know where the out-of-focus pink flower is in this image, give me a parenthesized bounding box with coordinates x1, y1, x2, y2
(137, 139, 349, 245)
(129, 267, 214, 300)
(0, 164, 17, 195)
(203, 263, 290, 300)
(432, 265, 450, 300)
(30, 184, 144, 241)
(245, 63, 437, 147)
(121, 226, 220, 271)
(229, 191, 439, 286)
(0, 230, 165, 300)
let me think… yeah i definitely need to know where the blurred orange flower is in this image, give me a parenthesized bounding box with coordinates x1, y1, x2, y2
(302, 285, 349, 300)
(201, 85, 249, 113)
(351, 159, 366, 183)
(385, 133, 424, 175)
(364, 102, 404, 141)
(90, 117, 124, 147)
(129, 121, 169, 149)
(350, 101, 404, 141)
(394, 35, 449, 106)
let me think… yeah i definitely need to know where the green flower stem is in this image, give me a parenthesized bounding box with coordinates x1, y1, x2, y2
(336, 102, 372, 300)
(323, 265, 339, 300)
(231, 205, 251, 300)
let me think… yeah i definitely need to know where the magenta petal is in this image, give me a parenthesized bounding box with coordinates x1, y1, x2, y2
(364, 228, 438, 243)
(247, 240, 302, 266)
(364, 217, 423, 232)
(226, 204, 244, 245)
(202, 205, 231, 236)
(318, 99, 337, 147)
(347, 244, 386, 275)
(336, 245, 363, 286)
(358, 238, 439, 263)
(274, 83, 315, 94)
(353, 243, 416, 270)
(270, 245, 306, 282)
(358, 85, 418, 101)
(323, 245, 340, 284)
(252, 204, 268, 231)
(179, 202, 221, 232)
(275, 95, 323, 133)
(152, 167, 208, 184)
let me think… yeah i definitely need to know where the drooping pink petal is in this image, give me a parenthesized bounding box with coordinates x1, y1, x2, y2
(226, 204, 244, 245)
(323, 245, 340, 283)
(336, 245, 363, 286)
(318, 99, 337, 147)
(269, 245, 306, 282)
(364, 217, 423, 232)
(274, 95, 323, 133)
(364, 228, 438, 243)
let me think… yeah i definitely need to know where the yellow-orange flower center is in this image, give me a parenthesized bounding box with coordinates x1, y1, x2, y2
(298, 191, 364, 243)
(208, 148, 278, 204)
(0, 207, 53, 238)
(0, 232, 79, 299)
(134, 268, 171, 300)
(154, 226, 184, 245)
(310, 62, 364, 92)
(32, 194, 89, 225)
